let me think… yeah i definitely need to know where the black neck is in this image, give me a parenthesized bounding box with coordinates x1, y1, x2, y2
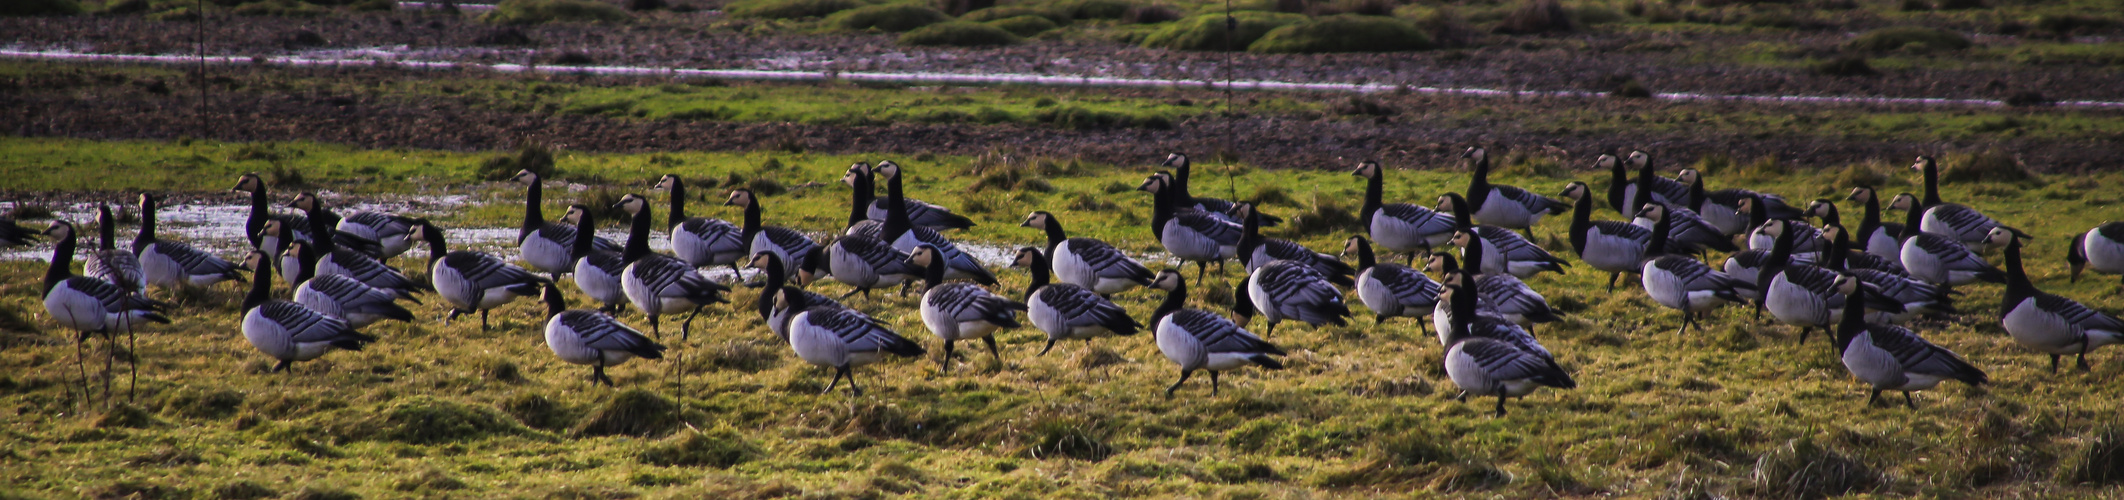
(43, 227, 75, 295)
(1445, 193, 1472, 229)
(420, 223, 448, 268)
(625, 206, 653, 263)
(1857, 194, 1882, 251)
(1748, 194, 1770, 230)
(884, 170, 912, 239)
(1351, 238, 1376, 271)
(1901, 197, 1924, 241)
(2004, 239, 2034, 301)
(1023, 251, 1050, 301)
(1834, 283, 1865, 352)
(136, 197, 158, 252)
(920, 252, 946, 291)
(1686, 176, 1705, 211)
(1921, 161, 1942, 207)
(1446, 278, 1476, 344)
(756, 254, 785, 322)
(1041, 217, 1067, 258)
(521, 179, 543, 243)
(1569, 191, 1592, 255)
(1825, 225, 1849, 271)
(302, 204, 335, 254)
(1174, 161, 1193, 201)
(1149, 179, 1171, 240)
(1606, 159, 1628, 214)
(543, 285, 567, 318)
(1466, 155, 1491, 207)
(1153, 277, 1186, 323)
(666, 178, 687, 231)
(1762, 223, 1796, 281)
(1629, 161, 1654, 215)
(1818, 202, 1842, 227)
(294, 243, 317, 284)
(1238, 206, 1263, 256)
(572, 210, 597, 265)
(740, 194, 762, 241)
(244, 254, 272, 314)
(246, 186, 268, 249)
(848, 171, 873, 229)
(1360, 171, 1381, 227)
(1462, 228, 1487, 275)
(97, 206, 117, 251)
(1645, 210, 1673, 259)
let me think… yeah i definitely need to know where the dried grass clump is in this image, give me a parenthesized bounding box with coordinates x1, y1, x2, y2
(1749, 438, 1882, 500)
(1494, 0, 1571, 34)
(1941, 151, 2037, 185)
(572, 389, 688, 438)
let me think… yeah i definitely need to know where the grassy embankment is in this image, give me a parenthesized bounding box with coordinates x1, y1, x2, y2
(4, 136, 2124, 498)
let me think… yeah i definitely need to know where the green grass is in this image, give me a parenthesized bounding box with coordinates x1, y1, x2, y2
(436, 79, 1208, 129)
(6, 137, 2124, 497)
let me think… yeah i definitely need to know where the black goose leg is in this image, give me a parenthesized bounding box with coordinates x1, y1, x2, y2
(681, 306, 704, 341)
(1606, 272, 1619, 293)
(648, 314, 662, 339)
(481, 309, 491, 331)
(940, 340, 956, 373)
(272, 359, 293, 373)
(1903, 391, 1916, 408)
(1264, 321, 1276, 338)
(983, 336, 1001, 363)
(1195, 261, 1206, 284)
(1165, 369, 1192, 398)
(593, 365, 613, 386)
(839, 288, 862, 300)
(822, 367, 843, 394)
(2051, 354, 2061, 374)
(1455, 391, 1468, 402)
(1494, 393, 1508, 417)
(1867, 388, 1881, 406)
(444, 309, 461, 326)
(845, 366, 862, 397)
(2079, 351, 2093, 372)
(1210, 371, 1222, 397)
(1799, 327, 1811, 344)
(1038, 339, 1058, 357)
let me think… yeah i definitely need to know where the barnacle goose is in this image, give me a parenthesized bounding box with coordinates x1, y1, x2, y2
(1011, 247, 1141, 357)
(912, 244, 1025, 372)
(0, 217, 38, 247)
(1834, 280, 1986, 407)
(1679, 168, 1802, 236)
(1352, 160, 1456, 265)
(132, 194, 243, 289)
(1234, 203, 1354, 287)
(276, 200, 426, 297)
(2069, 222, 2124, 285)
(1020, 211, 1153, 295)
(1807, 200, 1907, 276)
(655, 174, 749, 274)
(1626, 166, 1736, 255)
(1999, 230, 2124, 373)
(82, 205, 146, 292)
(843, 163, 886, 238)
(1437, 192, 1569, 279)
(1637, 204, 1749, 335)
(562, 204, 631, 314)
(539, 284, 665, 386)
(1462, 147, 1568, 235)
(41, 221, 169, 392)
(1912, 156, 2022, 252)
(1426, 235, 1561, 333)
(511, 169, 620, 280)
(847, 162, 974, 231)
(281, 192, 384, 258)
(1161, 153, 1279, 226)
(239, 250, 374, 373)
(724, 188, 823, 280)
(781, 286, 926, 396)
(1744, 194, 1826, 258)
(1440, 271, 1574, 416)
(230, 173, 380, 256)
(874, 161, 996, 285)
(284, 241, 416, 328)
(617, 194, 730, 340)
(1148, 269, 1284, 397)
(1823, 225, 1952, 325)
(1561, 181, 1652, 292)
(1341, 235, 1441, 330)
(1234, 258, 1351, 338)
(411, 219, 549, 330)
(1610, 151, 1690, 216)
(1758, 219, 1903, 342)
(1141, 173, 1240, 282)
(1889, 193, 2004, 287)
(750, 251, 843, 341)
(826, 232, 921, 300)
(335, 210, 417, 261)
(1843, 187, 1907, 267)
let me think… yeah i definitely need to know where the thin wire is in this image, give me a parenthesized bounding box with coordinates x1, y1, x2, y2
(1222, 0, 1236, 200)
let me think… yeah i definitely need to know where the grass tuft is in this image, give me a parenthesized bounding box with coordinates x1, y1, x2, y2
(986, 15, 1060, 36)
(726, 0, 861, 18)
(1026, 418, 1113, 461)
(1494, 0, 1571, 34)
(1248, 15, 1432, 54)
(1142, 12, 1307, 52)
(898, 22, 1021, 47)
(2060, 426, 2124, 485)
(1845, 26, 1970, 53)
(478, 142, 557, 182)
(97, 403, 165, 429)
(639, 427, 762, 468)
(1749, 438, 1881, 499)
(828, 4, 950, 32)
(702, 339, 783, 372)
(159, 387, 246, 419)
(502, 392, 576, 431)
(1283, 192, 1358, 237)
(392, 468, 467, 493)
(573, 389, 687, 438)
(339, 396, 531, 444)
(481, 0, 630, 24)
(1941, 151, 2037, 185)
(212, 481, 277, 500)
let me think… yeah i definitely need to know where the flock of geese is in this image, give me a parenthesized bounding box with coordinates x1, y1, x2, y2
(11, 152, 2124, 415)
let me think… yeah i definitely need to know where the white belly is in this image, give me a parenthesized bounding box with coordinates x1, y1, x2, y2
(1355, 271, 1401, 318)
(45, 286, 111, 333)
(573, 259, 627, 306)
(2002, 298, 2084, 354)
(520, 234, 572, 275)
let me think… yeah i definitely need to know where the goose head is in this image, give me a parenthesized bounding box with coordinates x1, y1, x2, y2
(1160, 153, 1189, 169)
(1846, 186, 1876, 204)
(1636, 203, 1668, 222)
(243, 249, 271, 273)
(1425, 253, 1452, 274)
(652, 174, 682, 191)
(1909, 156, 1935, 173)
(511, 169, 542, 184)
(1887, 193, 1919, 212)
(1758, 218, 1788, 238)
(1448, 229, 1476, 248)
(281, 241, 307, 263)
(1137, 173, 1170, 194)
(561, 204, 590, 225)
(1349, 160, 1381, 179)
(873, 160, 902, 181)
(746, 251, 778, 271)
(286, 192, 319, 211)
(723, 189, 756, 209)
(1559, 181, 1589, 201)
(259, 219, 284, 239)
(1985, 227, 2018, 249)
(231, 173, 266, 193)
(1833, 273, 1860, 296)
(1821, 225, 1844, 243)
(907, 244, 940, 268)
(1593, 154, 1619, 173)
(1460, 146, 1486, 165)
(615, 194, 650, 215)
(1010, 247, 1042, 269)
(1150, 269, 1184, 291)
(136, 193, 156, 211)
(1675, 168, 1701, 186)
(1735, 196, 1754, 215)
(840, 163, 870, 187)
(1340, 235, 1367, 258)
(1805, 199, 1834, 219)
(406, 220, 436, 242)
(42, 220, 74, 240)
(1019, 211, 1054, 230)
(1434, 193, 1461, 214)
(1627, 150, 1651, 168)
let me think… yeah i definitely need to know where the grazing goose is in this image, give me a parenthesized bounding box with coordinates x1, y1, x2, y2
(911, 244, 1025, 371)
(1824, 225, 1953, 325)
(335, 210, 417, 261)
(1636, 204, 1749, 335)
(1148, 269, 1285, 397)
(1621, 162, 1727, 256)
(82, 205, 147, 292)
(284, 241, 417, 328)
(1744, 195, 1827, 258)
(1234, 203, 1354, 287)
(617, 194, 730, 340)
(279, 193, 385, 258)
(1833, 282, 1986, 408)
(132, 194, 243, 289)
(847, 162, 974, 231)
(1342, 235, 1442, 330)
(229, 174, 381, 256)
(1561, 181, 1653, 292)
(723, 188, 823, 280)
(1912, 156, 2020, 252)
(539, 284, 665, 386)
(239, 250, 374, 373)
(1021, 211, 1153, 295)
(1426, 237, 1560, 334)
(2068, 223, 2124, 285)
(1437, 192, 1569, 279)
(562, 204, 631, 314)
(1610, 151, 1690, 216)
(0, 217, 38, 247)
(1998, 231, 2124, 373)
(1431, 270, 1553, 356)
(1352, 160, 1456, 264)
(41, 221, 169, 393)
(511, 169, 620, 280)
(1161, 153, 1278, 226)
(843, 163, 885, 238)
(1235, 258, 1352, 338)
(781, 286, 926, 396)
(1677, 168, 1801, 236)
(411, 220, 549, 330)
(1890, 193, 2004, 287)
(1461, 147, 1568, 234)
(1012, 247, 1141, 357)
(826, 232, 921, 299)
(285, 194, 427, 296)
(1440, 271, 1574, 417)
(1140, 173, 1240, 282)
(1758, 219, 1903, 342)
(654, 174, 748, 274)
(751, 251, 845, 341)
(1807, 200, 1906, 276)
(873, 161, 998, 285)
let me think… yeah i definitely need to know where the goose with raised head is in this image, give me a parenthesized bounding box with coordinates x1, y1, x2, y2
(1998, 230, 2124, 373)
(1744, 194, 1826, 258)
(284, 241, 416, 328)
(723, 188, 823, 280)
(1438, 192, 1569, 279)
(239, 250, 373, 373)
(1631, 201, 1736, 256)
(1021, 211, 1152, 295)
(1677, 168, 1801, 235)
(1561, 181, 1652, 292)
(0, 217, 38, 247)
(540, 284, 665, 387)
(1161, 153, 1279, 226)
(912, 244, 1025, 372)
(843, 163, 885, 238)
(617, 194, 730, 340)
(1235, 203, 1354, 287)
(1235, 257, 1351, 338)
(280, 192, 384, 258)
(2068, 222, 2124, 285)
(41, 221, 169, 394)
(1440, 270, 1574, 417)
(1351, 160, 1456, 264)
(1823, 225, 1952, 325)
(1842, 187, 1908, 265)
(1431, 269, 1552, 356)
(1462, 147, 1568, 234)
(826, 231, 921, 300)
(1834, 279, 1986, 408)
(1426, 235, 1560, 334)
(1148, 269, 1285, 397)
(1140, 173, 1240, 282)
(230, 173, 381, 256)
(1342, 235, 1441, 330)
(82, 205, 146, 292)
(654, 174, 748, 274)
(132, 194, 243, 289)
(848, 162, 974, 231)
(511, 169, 621, 280)
(1807, 200, 1906, 276)
(1610, 151, 1690, 216)
(562, 204, 631, 314)
(285, 194, 426, 296)
(874, 161, 997, 285)
(411, 219, 549, 330)
(1637, 204, 1749, 335)
(1912, 156, 2021, 252)
(335, 210, 417, 261)
(1758, 218, 1904, 342)
(781, 286, 926, 396)
(1889, 193, 2004, 287)
(750, 251, 843, 341)
(1012, 247, 1140, 357)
